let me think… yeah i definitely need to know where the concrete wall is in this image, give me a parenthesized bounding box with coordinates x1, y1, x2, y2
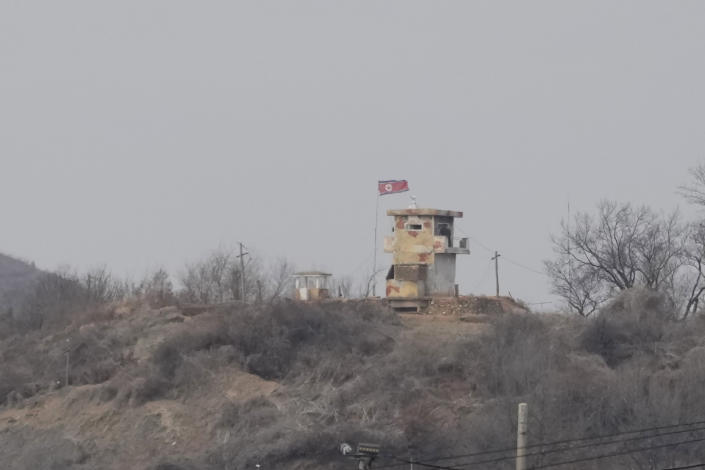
(427, 253, 456, 296)
(388, 215, 436, 265)
(385, 264, 427, 298)
(385, 279, 424, 298)
(295, 288, 330, 301)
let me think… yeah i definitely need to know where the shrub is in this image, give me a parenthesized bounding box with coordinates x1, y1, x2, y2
(217, 396, 280, 430)
(0, 364, 29, 405)
(225, 301, 399, 381)
(582, 288, 675, 366)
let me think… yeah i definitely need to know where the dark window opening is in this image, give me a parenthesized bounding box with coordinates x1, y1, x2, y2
(394, 306, 419, 313)
(437, 223, 452, 247)
(394, 264, 427, 281)
(406, 224, 423, 231)
(386, 266, 394, 280)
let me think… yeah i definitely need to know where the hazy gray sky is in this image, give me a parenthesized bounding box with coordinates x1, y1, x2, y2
(2, 1, 704, 308)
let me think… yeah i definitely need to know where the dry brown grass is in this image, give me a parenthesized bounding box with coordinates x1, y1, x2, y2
(4, 293, 705, 469)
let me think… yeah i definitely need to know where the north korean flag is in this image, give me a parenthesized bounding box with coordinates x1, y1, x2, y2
(378, 179, 409, 196)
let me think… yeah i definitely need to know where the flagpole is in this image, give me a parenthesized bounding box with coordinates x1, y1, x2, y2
(372, 182, 380, 297)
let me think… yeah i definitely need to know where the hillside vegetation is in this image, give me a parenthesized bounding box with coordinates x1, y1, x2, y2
(0, 253, 42, 313)
(2, 289, 705, 469)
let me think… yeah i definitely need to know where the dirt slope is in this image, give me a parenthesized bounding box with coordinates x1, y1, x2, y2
(0, 301, 492, 470)
(0, 304, 286, 469)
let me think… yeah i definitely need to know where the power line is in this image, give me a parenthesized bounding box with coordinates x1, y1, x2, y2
(531, 435, 705, 470)
(381, 457, 455, 470)
(449, 419, 705, 462)
(502, 255, 547, 277)
(452, 226, 492, 253)
(386, 435, 705, 470)
(455, 228, 546, 278)
(375, 419, 705, 469)
(468, 259, 493, 292)
(438, 425, 705, 469)
(663, 464, 705, 470)
(465, 235, 494, 254)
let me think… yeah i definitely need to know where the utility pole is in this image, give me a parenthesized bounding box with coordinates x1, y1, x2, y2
(238, 242, 249, 303)
(65, 352, 70, 387)
(408, 445, 416, 470)
(516, 402, 528, 470)
(492, 251, 501, 297)
(64, 338, 70, 387)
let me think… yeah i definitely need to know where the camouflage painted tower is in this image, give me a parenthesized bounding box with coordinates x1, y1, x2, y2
(384, 208, 469, 311)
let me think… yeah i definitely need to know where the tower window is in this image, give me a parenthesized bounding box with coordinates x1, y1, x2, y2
(437, 223, 452, 246)
(405, 223, 423, 231)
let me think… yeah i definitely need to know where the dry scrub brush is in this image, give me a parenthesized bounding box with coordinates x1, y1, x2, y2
(5, 291, 705, 470)
(202, 294, 705, 470)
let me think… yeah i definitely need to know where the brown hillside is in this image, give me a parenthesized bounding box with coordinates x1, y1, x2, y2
(3, 293, 705, 470)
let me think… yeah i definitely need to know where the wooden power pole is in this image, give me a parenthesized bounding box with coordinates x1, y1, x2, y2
(516, 403, 528, 470)
(492, 251, 501, 297)
(64, 338, 71, 387)
(238, 242, 248, 303)
(65, 352, 70, 387)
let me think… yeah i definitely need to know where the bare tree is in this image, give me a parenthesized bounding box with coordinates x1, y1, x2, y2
(547, 201, 685, 314)
(83, 265, 125, 303)
(179, 248, 267, 304)
(264, 257, 295, 302)
(675, 164, 705, 317)
(334, 275, 354, 298)
(681, 222, 705, 318)
(544, 255, 605, 317)
(635, 210, 683, 290)
(358, 267, 387, 298)
(20, 270, 84, 329)
(229, 254, 264, 302)
(180, 249, 234, 304)
(136, 268, 175, 307)
(678, 163, 705, 206)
